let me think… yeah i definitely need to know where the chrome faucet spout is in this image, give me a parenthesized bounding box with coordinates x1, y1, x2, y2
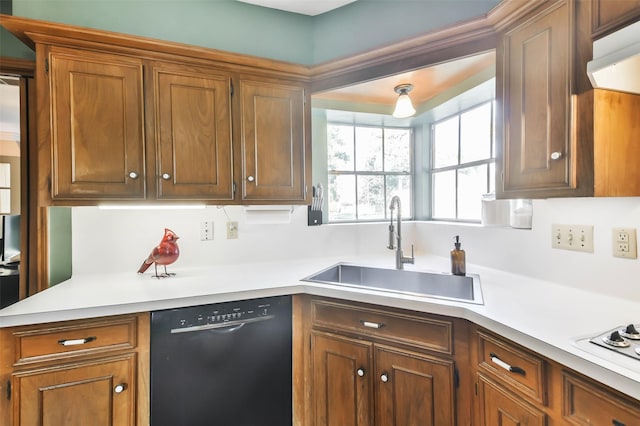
(387, 195, 414, 269)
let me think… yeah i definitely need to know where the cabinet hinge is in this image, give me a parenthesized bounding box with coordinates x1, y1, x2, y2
(454, 368, 460, 389)
(6, 380, 11, 400)
(45, 58, 49, 74)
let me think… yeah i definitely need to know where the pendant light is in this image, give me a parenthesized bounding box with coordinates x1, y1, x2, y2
(392, 84, 416, 118)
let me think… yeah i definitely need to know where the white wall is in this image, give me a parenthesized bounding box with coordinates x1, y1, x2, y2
(413, 197, 640, 301)
(71, 205, 390, 274)
(72, 197, 640, 301)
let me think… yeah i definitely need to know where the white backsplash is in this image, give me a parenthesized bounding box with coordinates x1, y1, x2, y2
(72, 197, 640, 301)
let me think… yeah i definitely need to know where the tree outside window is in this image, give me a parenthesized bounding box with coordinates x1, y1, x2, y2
(327, 124, 412, 222)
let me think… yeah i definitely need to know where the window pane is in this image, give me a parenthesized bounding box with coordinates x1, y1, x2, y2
(327, 125, 354, 171)
(357, 175, 385, 220)
(458, 164, 487, 221)
(432, 170, 456, 219)
(355, 127, 383, 171)
(460, 103, 492, 163)
(328, 174, 356, 221)
(387, 175, 412, 219)
(0, 189, 10, 214)
(384, 128, 411, 172)
(0, 163, 10, 187)
(433, 116, 459, 168)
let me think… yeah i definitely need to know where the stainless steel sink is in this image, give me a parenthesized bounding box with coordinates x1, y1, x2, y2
(303, 263, 483, 304)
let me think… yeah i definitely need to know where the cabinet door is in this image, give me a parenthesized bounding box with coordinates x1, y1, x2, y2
(237, 76, 307, 202)
(312, 332, 373, 426)
(49, 47, 145, 200)
(12, 354, 136, 426)
(563, 372, 640, 426)
(152, 63, 234, 200)
(497, 0, 577, 198)
(477, 374, 546, 426)
(375, 345, 455, 426)
(591, 0, 640, 38)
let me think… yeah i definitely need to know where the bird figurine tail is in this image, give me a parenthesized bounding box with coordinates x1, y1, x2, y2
(137, 228, 180, 276)
(138, 259, 152, 274)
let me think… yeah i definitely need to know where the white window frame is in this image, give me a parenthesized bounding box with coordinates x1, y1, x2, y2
(327, 123, 414, 223)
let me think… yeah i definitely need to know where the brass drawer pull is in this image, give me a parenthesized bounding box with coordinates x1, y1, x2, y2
(361, 320, 384, 329)
(490, 352, 525, 375)
(57, 336, 97, 346)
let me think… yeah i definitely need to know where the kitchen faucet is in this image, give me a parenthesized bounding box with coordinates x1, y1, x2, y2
(387, 195, 414, 269)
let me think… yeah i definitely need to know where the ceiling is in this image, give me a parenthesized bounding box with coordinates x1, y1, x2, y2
(236, 0, 358, 16)
(313, 50, 496, 114)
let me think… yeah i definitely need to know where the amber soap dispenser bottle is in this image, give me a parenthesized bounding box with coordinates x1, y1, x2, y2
(451, 235, 466, 276)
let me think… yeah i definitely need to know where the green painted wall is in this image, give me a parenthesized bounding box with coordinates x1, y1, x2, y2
(0, 1, 33, 60)
(312, 0, 500, 64)
(2, 0, 500, 65)
(9, 0, 314, 63)
(48, 207, 72, 285)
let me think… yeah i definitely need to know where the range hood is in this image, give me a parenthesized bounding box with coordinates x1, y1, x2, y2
(587, 20, 640, 95)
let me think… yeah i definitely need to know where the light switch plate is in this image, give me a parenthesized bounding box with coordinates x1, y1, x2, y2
(552, 224, 594, 253)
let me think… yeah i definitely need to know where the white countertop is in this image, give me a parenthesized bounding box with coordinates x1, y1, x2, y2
(1, 254, 639, 401)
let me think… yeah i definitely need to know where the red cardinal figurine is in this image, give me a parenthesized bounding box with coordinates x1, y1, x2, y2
(137, 228, 180, 277)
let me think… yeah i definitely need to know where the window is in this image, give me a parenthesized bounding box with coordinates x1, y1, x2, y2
(327, 124, 412, 222)
(431, 101, 495, 221)
(0, 163, 11, 214)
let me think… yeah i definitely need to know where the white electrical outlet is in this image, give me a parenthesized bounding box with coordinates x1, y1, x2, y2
(551, 224, 594, 252)
(612, 227, 637, 259)
(227, 221, 239, 239)
(200, 221, 214, 241)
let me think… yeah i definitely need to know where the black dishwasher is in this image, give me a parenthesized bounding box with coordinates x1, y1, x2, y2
(150, 295, 292, 426)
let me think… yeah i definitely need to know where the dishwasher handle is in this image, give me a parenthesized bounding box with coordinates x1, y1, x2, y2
(170, 314, 275, 334)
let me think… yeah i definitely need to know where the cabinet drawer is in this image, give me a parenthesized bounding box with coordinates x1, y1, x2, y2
(563, 372, 640, 426)
(311, 299, 453, 354)
(477, 331, 546, 404)
(9, 315, 138, 366)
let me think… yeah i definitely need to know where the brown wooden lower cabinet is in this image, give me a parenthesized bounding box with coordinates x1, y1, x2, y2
(13, 354, 136, 426)
(477, 373, 547, 426)
(305, 297, 460, 426)
(563, 372, 640, 426)
(0, 313, 150, 426)
(312, 332, 373, 426)
(374, 345, 455, 426)
(311, 331, 456, 426)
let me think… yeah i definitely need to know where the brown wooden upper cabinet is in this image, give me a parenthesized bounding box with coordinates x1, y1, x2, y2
(47, 47, 238, 203)
(45, 47, 308, 205)
(49, 47, 146, 200)
(151, 62, 234, 201)
(3, 16, 311, 206)
(591, 0, 640, 38)
(237, 76, 307, 202)
(496, 0, 594, 199)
